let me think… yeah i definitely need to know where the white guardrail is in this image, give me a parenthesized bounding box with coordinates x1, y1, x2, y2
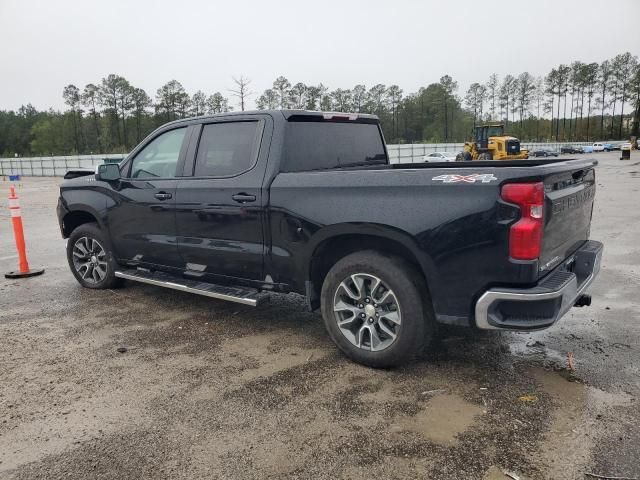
(0, 143, 595, 176)
(386, 142, 593, 164)
(0, 154, 126, 177)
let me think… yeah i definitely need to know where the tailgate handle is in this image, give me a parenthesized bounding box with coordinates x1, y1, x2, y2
(232, 193, 256, 203)
(572, 170, 586, 180)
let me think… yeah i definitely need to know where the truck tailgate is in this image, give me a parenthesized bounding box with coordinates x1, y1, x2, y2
(539, 163, 596, 274)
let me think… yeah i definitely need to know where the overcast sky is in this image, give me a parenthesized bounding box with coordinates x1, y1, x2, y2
(1, 0, 638, 111)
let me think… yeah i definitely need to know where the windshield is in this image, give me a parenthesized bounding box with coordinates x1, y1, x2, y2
(486, 126, 504, 137)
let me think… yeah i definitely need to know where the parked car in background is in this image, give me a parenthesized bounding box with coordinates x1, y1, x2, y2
(423, 151, 457, 162)
(592, 142, 613, 152)
(583, 145, 594, 153)
(531, 148, 559, 158)
(560, 145, 584, 154)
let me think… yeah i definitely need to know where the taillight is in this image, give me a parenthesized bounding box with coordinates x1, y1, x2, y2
(501, 182, 545, 260)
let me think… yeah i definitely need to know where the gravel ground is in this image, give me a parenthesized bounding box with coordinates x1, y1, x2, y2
(0, 151, 639, 480)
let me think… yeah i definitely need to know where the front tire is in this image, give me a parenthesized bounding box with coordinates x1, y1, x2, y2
(478, 152, 492, 160)
(67, 223, 122, 289)
(320, 250, 434, 367)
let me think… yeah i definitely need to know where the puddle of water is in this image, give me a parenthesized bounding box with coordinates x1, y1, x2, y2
(219, 333, 327, 383)
(529, 367, 583, 403)
(527, 367, 634, 479)
(389, 393, 483, 444)
(528, 367, 590, 479)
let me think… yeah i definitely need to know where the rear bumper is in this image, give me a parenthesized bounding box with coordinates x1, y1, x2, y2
(475, 240, 603, 330)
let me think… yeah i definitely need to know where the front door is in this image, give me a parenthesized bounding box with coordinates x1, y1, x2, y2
(175, 118, 268, 282)
(107, 126, 189, 268)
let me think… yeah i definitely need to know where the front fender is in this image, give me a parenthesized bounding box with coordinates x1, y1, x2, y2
(59, 187, 109, 230)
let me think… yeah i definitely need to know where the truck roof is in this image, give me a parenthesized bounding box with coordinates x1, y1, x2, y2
(161, 109, 380, 128)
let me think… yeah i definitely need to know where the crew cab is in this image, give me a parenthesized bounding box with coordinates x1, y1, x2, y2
(57, 110, 603, 367)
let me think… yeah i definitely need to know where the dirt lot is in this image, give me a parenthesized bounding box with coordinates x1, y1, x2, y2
(1, 151, 639, 480)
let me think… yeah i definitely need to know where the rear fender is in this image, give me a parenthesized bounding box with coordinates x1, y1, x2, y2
(305, 222, 438, 296)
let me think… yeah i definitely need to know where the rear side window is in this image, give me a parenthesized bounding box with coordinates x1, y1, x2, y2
(194, 121, 260, 177)
(281, 122, 387, 172)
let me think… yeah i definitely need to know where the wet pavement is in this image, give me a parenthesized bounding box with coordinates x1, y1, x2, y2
(0, 151, 639, 479)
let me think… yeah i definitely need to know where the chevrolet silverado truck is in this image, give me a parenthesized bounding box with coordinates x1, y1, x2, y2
(57, 110, 603, 367)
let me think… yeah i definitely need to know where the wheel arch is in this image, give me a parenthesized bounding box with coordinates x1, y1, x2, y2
(306, 224, 435, 310)
(61, 208, 102, 238)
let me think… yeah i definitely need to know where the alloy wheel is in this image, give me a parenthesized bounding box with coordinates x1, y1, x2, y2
(333, 273, 401, 351)
(72, 236, 108, 284)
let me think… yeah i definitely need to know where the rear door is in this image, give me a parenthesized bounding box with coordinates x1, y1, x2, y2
(539, 164, 596, 273)
(175, 116, 271, 282)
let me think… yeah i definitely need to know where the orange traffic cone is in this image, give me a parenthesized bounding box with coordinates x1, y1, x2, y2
(4, 185, 45, 278)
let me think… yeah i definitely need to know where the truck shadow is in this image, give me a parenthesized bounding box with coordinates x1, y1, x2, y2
(97, 282, 531, 372)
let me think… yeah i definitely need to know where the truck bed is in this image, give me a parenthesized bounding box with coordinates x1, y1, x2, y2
(390, 158, 587, 169)
(270, 157, 598, 324)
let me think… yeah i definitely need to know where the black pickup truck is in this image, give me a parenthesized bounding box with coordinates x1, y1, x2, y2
(57, 110, 603, 367)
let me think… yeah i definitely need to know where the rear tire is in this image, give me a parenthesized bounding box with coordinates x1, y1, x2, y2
(478, 152, 492, 161)
(67, 223, 122, 289)
(320, 250, 435, 367)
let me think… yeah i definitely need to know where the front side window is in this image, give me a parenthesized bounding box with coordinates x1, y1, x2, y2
(129, 127, 186, 178)
(194, 121, 260, 177)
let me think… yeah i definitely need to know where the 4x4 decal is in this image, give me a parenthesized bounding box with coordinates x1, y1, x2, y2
(432, 173, 498, 183)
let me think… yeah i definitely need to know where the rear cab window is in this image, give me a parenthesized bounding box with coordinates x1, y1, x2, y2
(281, 121, 387, 172)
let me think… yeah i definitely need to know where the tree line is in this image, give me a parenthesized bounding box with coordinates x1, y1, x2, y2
(0, 51, 638, 157)
(0, 75, 234, 156)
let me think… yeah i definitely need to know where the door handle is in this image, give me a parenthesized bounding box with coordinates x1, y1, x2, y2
(154, 192, 173, 200)
(232, 193, 256, 203)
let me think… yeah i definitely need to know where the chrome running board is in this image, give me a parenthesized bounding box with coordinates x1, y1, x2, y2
(115, 268, 264, 306)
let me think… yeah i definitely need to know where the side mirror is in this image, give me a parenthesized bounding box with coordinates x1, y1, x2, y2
(96, 163, 120, 181)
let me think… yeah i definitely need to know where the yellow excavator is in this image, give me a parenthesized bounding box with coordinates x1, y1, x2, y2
(456, 124, 529, 161)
